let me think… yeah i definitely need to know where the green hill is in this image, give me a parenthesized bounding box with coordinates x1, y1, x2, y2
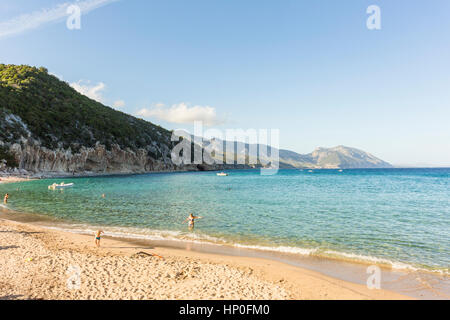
(0, 64, 181, 172)
(0, 64, 171, 152)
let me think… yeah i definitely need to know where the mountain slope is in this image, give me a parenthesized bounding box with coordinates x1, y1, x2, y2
(204, 138, 392, 169)
(0, 64, 171, 152)
(308, 146, 392, 169)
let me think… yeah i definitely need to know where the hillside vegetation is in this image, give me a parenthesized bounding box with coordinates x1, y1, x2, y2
(0, 64, 171, 156)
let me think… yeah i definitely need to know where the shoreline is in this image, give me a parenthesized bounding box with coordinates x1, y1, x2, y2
(1, 200, 448, 278)
(0, 176, 36, 184)
(0, 217, 414, 300)
(2, 166, 450, 182)
(0, 206, 449, 300)
(0, 165, 257, 181)
(0, 176, 448, 300)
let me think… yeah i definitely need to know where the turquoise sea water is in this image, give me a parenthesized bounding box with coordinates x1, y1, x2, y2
(1, 169, 449, 273)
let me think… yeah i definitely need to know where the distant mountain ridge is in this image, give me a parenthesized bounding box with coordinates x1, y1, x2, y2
(203, 138, 392, 169)
(296, 145, 392, 169)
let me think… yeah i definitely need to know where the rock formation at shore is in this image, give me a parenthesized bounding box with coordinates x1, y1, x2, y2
(8, 139, 172, 175)
(2, 137, 229, 176)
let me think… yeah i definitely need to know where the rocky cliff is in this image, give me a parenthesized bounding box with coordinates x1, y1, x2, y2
(6, 139, 172, 175)
(0, 136, 242, 177)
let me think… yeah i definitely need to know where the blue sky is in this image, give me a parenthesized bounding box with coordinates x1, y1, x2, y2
(1, 0, 449, 166)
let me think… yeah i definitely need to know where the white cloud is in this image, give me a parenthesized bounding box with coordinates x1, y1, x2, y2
(113, 100, 125, 108)
(136, 103, 226, 126)
(0, 0, 119, 40)
(70, 80, 106, 103)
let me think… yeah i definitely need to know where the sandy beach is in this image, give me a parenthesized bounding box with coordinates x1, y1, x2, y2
(0, 176, 35, 184)
(0, 218, 411, 300)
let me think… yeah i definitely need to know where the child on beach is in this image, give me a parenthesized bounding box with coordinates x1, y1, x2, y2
(183, 213, 203, 230)
(94, 230, 104, 247)
(3, 193, 9, 204)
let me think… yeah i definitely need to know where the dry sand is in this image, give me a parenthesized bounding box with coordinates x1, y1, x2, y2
(0, 176, 35, 184)
(0, 219, 411, 300)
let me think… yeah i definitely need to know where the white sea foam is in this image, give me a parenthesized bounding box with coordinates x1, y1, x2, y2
(44, 224, 227, 245)
(232, 243, 318, 256)
(322, 250, 420, 271)
(41, 223, 449, 275)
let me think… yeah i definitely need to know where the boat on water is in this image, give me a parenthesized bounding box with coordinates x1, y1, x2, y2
(216, 172, 229, 176)
(48, 182, 74, 190)
(339, 169, 343, 172)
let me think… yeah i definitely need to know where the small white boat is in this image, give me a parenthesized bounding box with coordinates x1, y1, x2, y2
(338, 169, 343, 172)
(48, 182, 74, 190)
(216, 172, 228, 176)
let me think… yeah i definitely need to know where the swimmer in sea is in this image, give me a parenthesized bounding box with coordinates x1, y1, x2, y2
(183, 213, 203, 230)
(3, 193, 9, 204)
(94, 230, 104, 247)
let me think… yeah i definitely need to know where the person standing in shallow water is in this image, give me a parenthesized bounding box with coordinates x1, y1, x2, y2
(3, 193, 9, 204)
(183, 213, 203, 230)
